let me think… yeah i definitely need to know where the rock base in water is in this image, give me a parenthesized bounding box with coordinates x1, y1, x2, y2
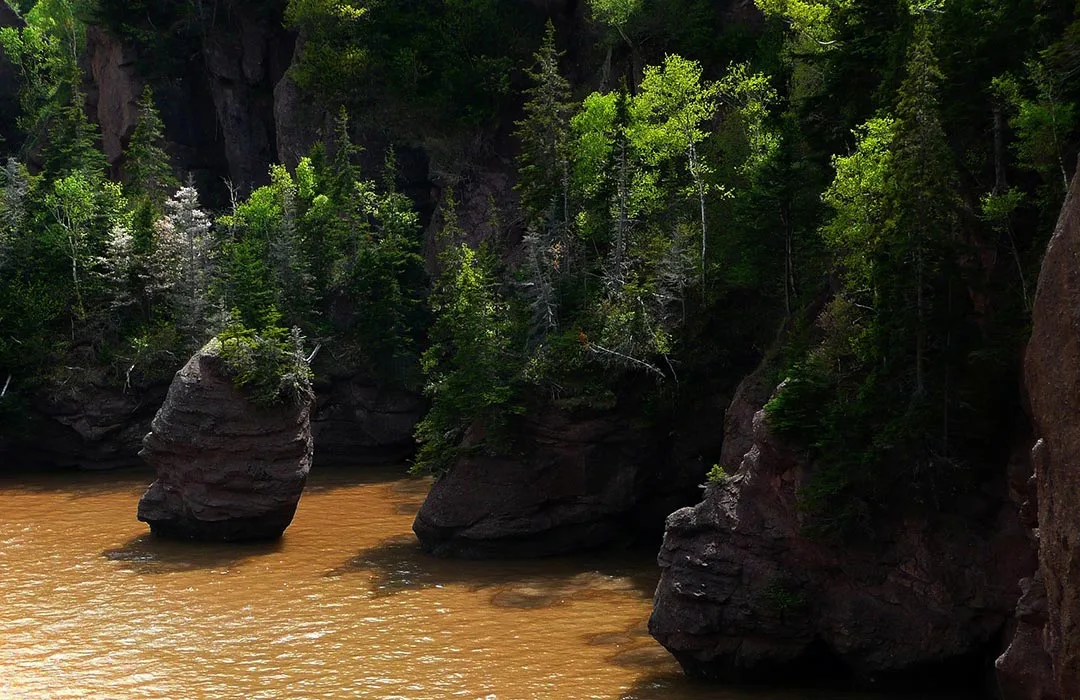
(649, 374, 1032, 689)
(413, 404, 683, 558)
(137, 341, 314, 542)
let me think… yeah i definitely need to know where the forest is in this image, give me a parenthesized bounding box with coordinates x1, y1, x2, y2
(1, 0, 1079, 694)
(0, 0, 1076, 536)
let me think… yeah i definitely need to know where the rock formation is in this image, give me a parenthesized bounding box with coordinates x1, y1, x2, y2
(137, 340, 314, 542)
(996, 165, 1080, 699)
(413, 402, 696, 558)
(649, 371, 1033, 687)
(0, 344, 167, 471)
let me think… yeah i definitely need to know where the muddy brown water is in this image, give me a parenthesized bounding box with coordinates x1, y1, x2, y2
(0, 467, 972, 699)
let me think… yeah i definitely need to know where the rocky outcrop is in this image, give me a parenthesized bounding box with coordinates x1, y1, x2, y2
(273, 37, 328, 170)
(137, 341, 314, 541)
(996, 165, 1080, 699)
(13, 386, 165, 471)
(1, 361, 421, 473)
(81, 3, 294, 200)
(649, 372, 1033, 687)
(413, 402, 694, 558)
(0, 345, 167, 470)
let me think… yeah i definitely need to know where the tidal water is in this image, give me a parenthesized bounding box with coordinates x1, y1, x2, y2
(0, 466, 972, 699)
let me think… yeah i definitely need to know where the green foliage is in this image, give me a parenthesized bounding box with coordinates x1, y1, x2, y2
(764, 14, 1011, 534)
(331, 169, 428, 380)
(414, 203, 522, 475)
(761, 575, 810, 615)
(588, 0, 641, 29)
(0, 0, 85, 149)
(216, 311, 314, 409)
(993, 62, 1077, 209)
(41, 86, 105, 179)
(123, 86, 177, 208)
(514, 21, 573, 229)
(754, 0, 847, 44)
(706, 463, 730, 484)
(0, 0, 1074, 522)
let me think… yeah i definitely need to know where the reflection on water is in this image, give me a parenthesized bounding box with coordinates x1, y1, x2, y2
(0, 467, 969, 699)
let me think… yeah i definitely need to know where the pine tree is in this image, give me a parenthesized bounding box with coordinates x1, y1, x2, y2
(889, 12, 958, 400)
(515, 21, 573, 232)
(42, 84, 105, 179)
(414, 197, 519, 474)
(123, 85, 177, 208)
(327, 106, 360, 205)
(515, 21, 574, 343)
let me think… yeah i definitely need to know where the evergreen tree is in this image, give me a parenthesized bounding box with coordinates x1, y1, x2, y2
(123, 85, 177, 208)
(327, 106, 360, 205)
(148, 185, 214, 347)
(414, 198, 520, 474)
(42, 85, 105, 179)
(515, 21, 574, 343)
(515, 21, 573, 231)
(888, 11, 959, 400)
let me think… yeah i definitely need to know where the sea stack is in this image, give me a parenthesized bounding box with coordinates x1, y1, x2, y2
(137, 339, 314, 541)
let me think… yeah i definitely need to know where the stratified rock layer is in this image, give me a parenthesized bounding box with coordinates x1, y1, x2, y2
(996, 165, 1080, 700)
(649, 372, 1032, 687)
(413, 404, 688, 558)
(137, 341, 314, 542)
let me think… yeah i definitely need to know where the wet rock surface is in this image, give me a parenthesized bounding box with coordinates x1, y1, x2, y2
(137, 341, 314, 541)
(649, 372, 1032, 688)
(996, 165, 1080, 700)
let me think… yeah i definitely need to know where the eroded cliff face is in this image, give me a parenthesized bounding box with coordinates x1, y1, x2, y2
(200, 3, 294, 190)
(84, 26, 141, 176)
(84, 3, 294, 196)
(996, 166, 1080, 700)
(649, 371, 1033, 688)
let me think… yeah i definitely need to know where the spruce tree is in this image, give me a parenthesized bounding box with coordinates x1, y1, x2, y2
(515, 21, 574, 342)
(515, 21, 573, 232)
(327, 106, 360, 205)
(123, 85, 177, 209)
(42, 84, 105, 179)
(888, 12, 958, 400)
